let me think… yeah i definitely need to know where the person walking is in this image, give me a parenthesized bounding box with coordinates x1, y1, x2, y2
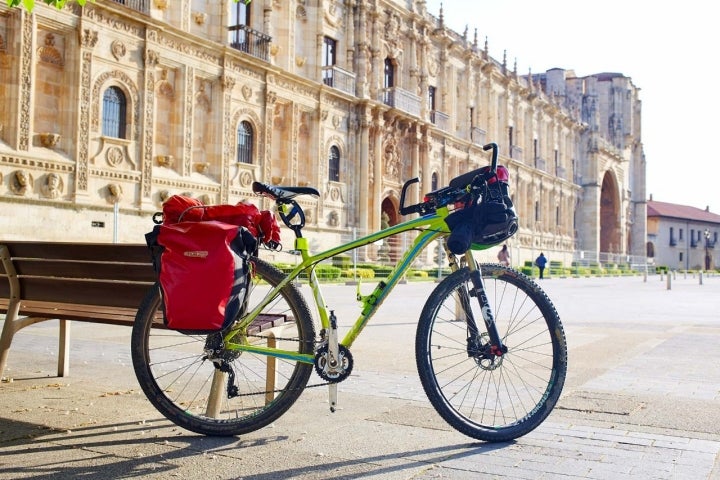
(497, 244, 510, 266)
(535, 252, 547, 279)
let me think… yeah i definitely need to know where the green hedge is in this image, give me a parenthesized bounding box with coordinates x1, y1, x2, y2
(342, 268, 375, 279)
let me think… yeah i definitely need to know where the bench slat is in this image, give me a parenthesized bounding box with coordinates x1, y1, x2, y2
(7, 277, 152, 308)
(8, 260, 156, 282)
(2, 242, 151, 263)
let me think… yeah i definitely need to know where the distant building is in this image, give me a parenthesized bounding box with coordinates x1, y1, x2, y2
(0, 0, 645, 266)
(647, 199, 719, 270)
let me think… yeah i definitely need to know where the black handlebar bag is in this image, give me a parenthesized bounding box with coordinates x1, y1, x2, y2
(445, 166, 519, 255)
(146, 220, 256, 334)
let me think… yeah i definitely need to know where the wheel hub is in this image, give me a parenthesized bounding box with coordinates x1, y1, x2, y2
(468, 332, 504, 370)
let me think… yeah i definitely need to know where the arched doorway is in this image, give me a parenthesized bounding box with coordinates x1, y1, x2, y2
(600, 171, 621, 254)
(380, 197, 399, 263)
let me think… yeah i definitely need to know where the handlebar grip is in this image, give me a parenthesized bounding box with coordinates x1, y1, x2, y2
(483, 142, 498, 173)
(399, 177, 420, 216)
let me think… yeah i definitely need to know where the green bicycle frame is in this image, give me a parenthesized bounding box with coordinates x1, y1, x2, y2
(223, 208, 455, 364)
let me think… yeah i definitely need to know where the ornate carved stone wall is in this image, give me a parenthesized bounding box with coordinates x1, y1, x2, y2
(0, 1, 645, 265)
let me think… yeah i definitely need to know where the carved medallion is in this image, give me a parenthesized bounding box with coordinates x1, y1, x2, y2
(111, 40, 126, 61)
(106, 146, 124, 167)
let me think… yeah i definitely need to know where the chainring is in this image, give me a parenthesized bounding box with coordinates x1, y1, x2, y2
(314, 344, 353, 383)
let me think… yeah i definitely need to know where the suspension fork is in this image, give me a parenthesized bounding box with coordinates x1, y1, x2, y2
(463, 251, 507, 355)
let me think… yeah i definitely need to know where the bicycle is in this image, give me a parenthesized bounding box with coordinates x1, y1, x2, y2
(131, 143, 567, 442)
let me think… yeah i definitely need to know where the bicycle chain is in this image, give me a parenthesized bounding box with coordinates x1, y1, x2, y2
(222, 333, 330, 398)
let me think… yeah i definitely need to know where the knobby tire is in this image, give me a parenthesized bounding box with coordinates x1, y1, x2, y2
(131, 257, 315, 436)
(416, 264, 567, 442)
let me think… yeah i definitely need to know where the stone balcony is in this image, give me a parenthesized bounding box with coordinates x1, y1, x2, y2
(381, 87, 421, 118)
(322, 65, 356, 96)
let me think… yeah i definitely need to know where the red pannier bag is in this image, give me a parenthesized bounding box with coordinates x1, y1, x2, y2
(145, 196, 280, 333)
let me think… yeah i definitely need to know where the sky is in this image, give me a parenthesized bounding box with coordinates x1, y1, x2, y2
(425, 0, 719, 212)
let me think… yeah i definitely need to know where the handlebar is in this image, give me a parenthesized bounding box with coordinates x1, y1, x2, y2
(398, 142, 500, 217)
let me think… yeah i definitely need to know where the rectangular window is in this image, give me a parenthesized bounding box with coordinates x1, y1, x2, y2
(322, 37, 336, 67)
(384, 58, 394, 89)
(679, 228, 684, 240)
(679, 252, 683, 262)
(228, 1, 250, 49)
(322, 37, 337, 86)
(428, 86, 436, 111)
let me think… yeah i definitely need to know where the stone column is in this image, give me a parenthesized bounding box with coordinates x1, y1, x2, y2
(74, 26, 98, 201)
(261, 87, 277, 208)
(140, 43, 159, 207)
(220, 74, 236, 204)
(181, 66, 194, 177)
(16, 9, 35, 152)
(371, 115, 384, 232)
(357, 106, 371, 238)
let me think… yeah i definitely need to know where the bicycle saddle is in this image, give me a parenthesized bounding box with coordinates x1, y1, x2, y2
(252, 181, 320, 201)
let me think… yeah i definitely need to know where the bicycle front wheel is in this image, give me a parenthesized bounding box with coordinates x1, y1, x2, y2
(416, 264, 567, 442)
(131, 256, 315, 436)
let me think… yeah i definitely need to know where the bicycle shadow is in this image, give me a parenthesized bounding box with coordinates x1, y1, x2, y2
(237, 441, 515, 480)
(0, 414, 515, 479)
(0, 415, 287, 479)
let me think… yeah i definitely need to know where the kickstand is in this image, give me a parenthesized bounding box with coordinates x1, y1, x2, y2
(328, 310, 339, 412)
(329, 383, 337, 412)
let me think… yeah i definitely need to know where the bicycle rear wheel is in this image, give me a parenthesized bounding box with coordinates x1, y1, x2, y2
(131, 257, 315, 436)
(416, 264, 567, 442)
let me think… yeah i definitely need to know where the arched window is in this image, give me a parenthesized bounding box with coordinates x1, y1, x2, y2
(328, 145, 340, 182)
(431, 172, 439, 191)
(237, 121, 253, 164)
(102, 86, 127, 138)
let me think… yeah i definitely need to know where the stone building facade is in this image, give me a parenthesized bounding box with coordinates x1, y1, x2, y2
(0, 0, 645, 266)
(647, 199, 719, 271)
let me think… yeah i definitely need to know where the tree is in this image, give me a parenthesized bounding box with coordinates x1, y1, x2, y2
(5, 0, 90, 10)
(5, 0, 250, 11)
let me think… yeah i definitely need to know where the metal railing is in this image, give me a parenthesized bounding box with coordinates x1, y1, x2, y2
(322, 65, 356, 96)
(108, 0, 149, 14)
(510, 145, 523, 161)
(471, 127, 486, 146)
(430, 110, 450, 131)
(228, 25, 272, 62)
(381, 87, 421, 117)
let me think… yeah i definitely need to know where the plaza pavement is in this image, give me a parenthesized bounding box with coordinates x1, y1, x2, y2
(1, 273, 719, 479)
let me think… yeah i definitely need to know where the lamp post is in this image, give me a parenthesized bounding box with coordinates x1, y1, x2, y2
(704, 228, 711, 271)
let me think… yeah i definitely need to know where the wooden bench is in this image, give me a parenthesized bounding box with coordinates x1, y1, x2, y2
(0, 241, 288, 381)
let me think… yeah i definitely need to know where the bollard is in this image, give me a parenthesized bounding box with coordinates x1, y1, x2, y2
(643, 270, 647, 282)
(660, 271, 664, 282)
(667, 271, 672, 290)
(700, 271, 704, 285)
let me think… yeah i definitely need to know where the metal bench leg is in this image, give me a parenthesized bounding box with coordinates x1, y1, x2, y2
(0, 308, 47, 379)
(206, 368, 225, 418)
(265, 332, 277, 405)
(0, 311, 18, 379)
(58, 320, 70, 377)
